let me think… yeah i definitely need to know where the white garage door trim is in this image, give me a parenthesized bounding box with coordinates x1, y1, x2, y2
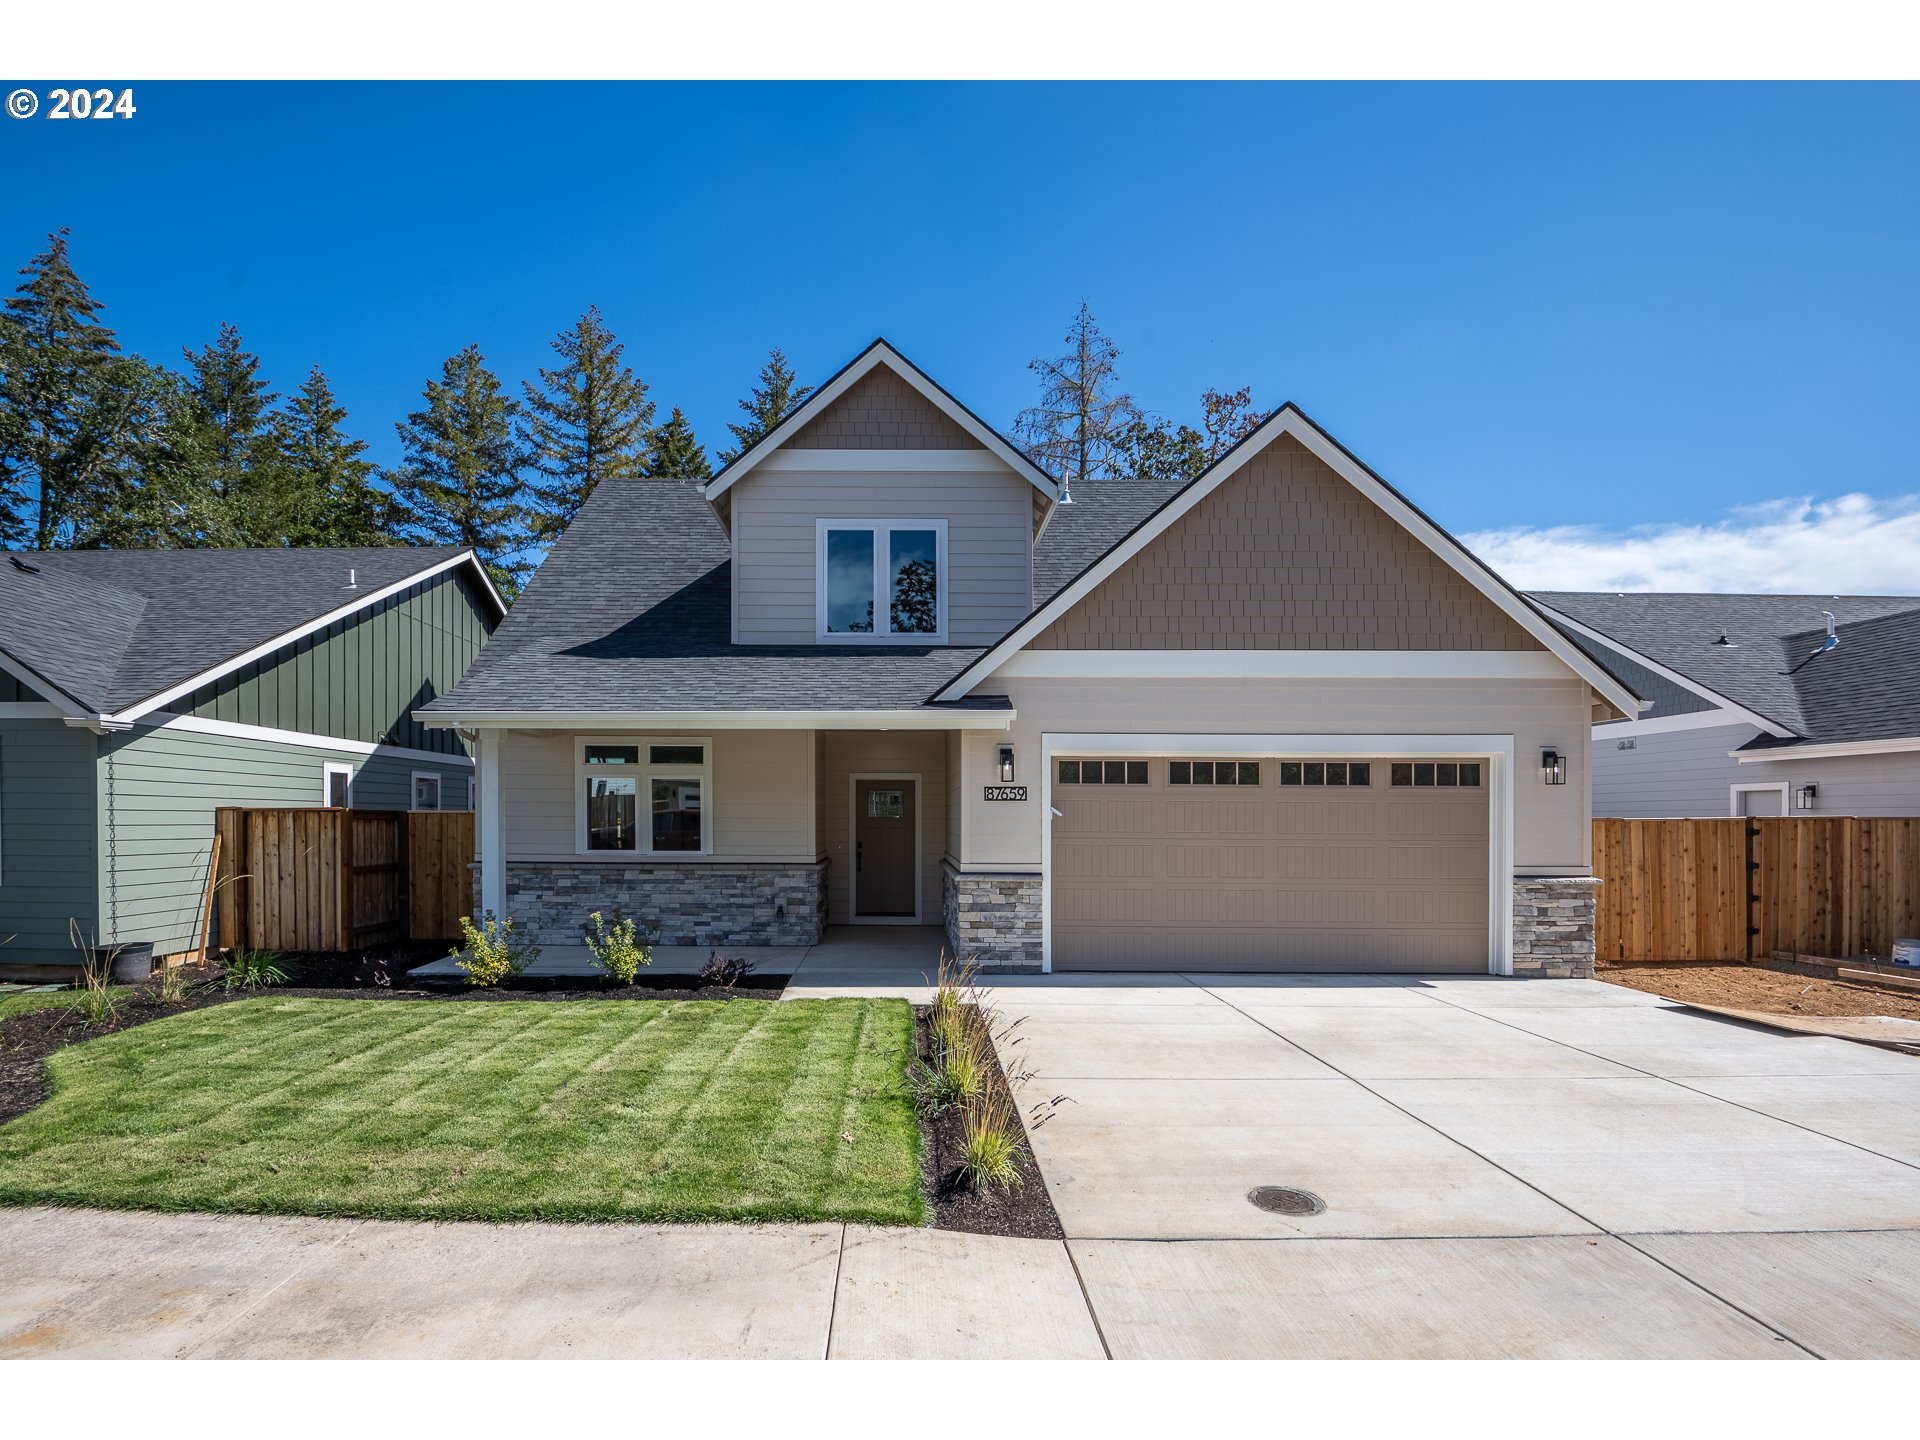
(1039, 733, 1517, 976)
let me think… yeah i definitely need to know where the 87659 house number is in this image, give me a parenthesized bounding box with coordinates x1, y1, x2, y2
(983, 785, 1027, 802)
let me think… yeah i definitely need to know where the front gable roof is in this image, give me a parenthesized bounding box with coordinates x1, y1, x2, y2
(933, 403, 1644, 715)
(702, 338, 1060, 507)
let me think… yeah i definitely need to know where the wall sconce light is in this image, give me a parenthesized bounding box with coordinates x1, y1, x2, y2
(1797, 782, 1818, 811)
(998, 745, 1016, 783)
(1541, 748, 1566, 785)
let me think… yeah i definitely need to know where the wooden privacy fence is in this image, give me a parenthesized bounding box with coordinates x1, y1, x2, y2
(214, 807, 476, 952)
(1593, 816, 1920, 964)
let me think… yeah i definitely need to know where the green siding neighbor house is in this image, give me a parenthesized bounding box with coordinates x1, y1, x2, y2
(0, 547, 502, 974)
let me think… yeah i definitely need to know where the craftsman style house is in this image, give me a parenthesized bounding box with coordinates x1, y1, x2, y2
(423, 340, 1640, 976)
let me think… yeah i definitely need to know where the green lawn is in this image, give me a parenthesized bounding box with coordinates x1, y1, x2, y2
(0, 987, 99, 1022)
(0, 996, 924, 1225)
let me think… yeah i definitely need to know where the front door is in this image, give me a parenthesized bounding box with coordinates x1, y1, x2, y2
(854, 779, 917, 919)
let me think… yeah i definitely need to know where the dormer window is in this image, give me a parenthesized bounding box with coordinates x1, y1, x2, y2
(816, 519, 948, 643)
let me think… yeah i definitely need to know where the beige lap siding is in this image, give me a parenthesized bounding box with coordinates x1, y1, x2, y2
(817, 731, 948, 925)
(1029, 434, 1543, 652)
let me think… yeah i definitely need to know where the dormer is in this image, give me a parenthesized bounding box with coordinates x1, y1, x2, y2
(702, 340, 1059, 646)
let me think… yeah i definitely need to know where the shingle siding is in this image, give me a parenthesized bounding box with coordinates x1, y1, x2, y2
(785, 368, 984, 450)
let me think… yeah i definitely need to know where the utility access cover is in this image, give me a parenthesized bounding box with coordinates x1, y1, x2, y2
(1247, 1186, 1326, 1216)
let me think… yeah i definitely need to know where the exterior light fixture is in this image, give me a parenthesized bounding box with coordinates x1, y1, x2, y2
(1797, 782, 1818, 811)
(1542, 748, 1566, 785)
(998, 745, 1016, 783)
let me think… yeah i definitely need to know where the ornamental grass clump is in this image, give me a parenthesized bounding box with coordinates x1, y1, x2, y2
(581, 910, 652, 985)
(958, 1086, 1023, 1191)
(222, 949, 289, 992)
(454, 912, 539, 988)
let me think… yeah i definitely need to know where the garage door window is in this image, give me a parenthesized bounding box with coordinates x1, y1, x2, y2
(1391, 761, 1482, 787)
(1169, 761, 1260, 785)
(1058, 759, 1149, 785)
(1277, 761, 1369, 787)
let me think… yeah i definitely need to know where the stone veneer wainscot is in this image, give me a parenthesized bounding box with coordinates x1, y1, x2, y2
(943, 862, 1043, 972)
(478, 860, 828, 947)
(1510, 875, 1600, 978)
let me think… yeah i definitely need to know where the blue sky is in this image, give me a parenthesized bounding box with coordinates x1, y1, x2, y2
(4, 81, 1917, 589)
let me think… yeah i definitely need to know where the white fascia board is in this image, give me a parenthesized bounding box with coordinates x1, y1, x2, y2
(1530, 602, 1794, 738)
(1592, 707, 1753, 738)
(146, 711, 474, 766)
(702, 343, 1058, 504)
(0, 649, 89, 717)
(992, 650, 1577, 681)
(415, 708, 1014, 732)
(107, 551, 493, 725)
(938, 406, 1641, 719)
(1732, 736, 1920, 763)
(756, 450, 1015, 474)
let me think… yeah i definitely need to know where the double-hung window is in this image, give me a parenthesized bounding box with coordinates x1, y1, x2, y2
(577, 738, 712, 855)
(816, 519, 947, 642)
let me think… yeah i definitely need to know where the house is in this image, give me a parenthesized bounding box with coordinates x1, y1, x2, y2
(0, 546, 503, 974)
(1531, 591, 1920, 819)
(422, 339, 1640, 977)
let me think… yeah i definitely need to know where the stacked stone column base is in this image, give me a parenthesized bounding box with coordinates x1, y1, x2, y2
(1510, 875, 1600, 978)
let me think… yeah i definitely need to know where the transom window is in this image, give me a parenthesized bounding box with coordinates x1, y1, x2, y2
(1278, 761, 1370, 787)
(1169, 761, 1261, 785)
(816, 519, 947, 642)
(1390, 761, 1482, 787)
(1058, 759, 1149, 785)
(577, 738, 711, 854)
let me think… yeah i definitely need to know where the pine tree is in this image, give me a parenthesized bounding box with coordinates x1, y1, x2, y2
(0, 229, 138, 547)
(647, 406, 712, 479)
(390, 345, 532, 595)
(522, 307, 655, 541)
(720, 347, 813, 464)
(162, 322, 303, 546)
(1013, 303, 1141, 487)
(281, 367, 398, 546)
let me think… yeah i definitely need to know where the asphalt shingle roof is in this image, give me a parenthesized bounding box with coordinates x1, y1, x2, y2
(1530, 591, 1920, 746)
(1031, 480, 1189, 602)
(0, 546, 477, 714)
(425, 479, 1004, 716)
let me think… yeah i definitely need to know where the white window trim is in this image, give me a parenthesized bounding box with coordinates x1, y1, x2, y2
(411, 770, 443, 812)
(322, 762, 354, 808)
(1730, 782, 1790, 818)
(574, 736, 714, 857)
(848, 772, 923, 925)
(815, 518, 949, 644)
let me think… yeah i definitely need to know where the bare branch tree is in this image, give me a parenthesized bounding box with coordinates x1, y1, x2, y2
(1012, 303, 1141, 486)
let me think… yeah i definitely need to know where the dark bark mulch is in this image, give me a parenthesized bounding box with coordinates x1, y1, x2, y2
(0, 987, 237, 1125)
(914, 1005, 1066, 1239)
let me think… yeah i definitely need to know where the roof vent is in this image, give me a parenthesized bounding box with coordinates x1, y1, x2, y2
(8, 554, 41, 575)
(1710, 634, 1739, 647)
(344, 568, 358, 590)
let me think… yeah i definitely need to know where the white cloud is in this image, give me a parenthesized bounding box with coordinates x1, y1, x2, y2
(1463, 494, 1920, 595)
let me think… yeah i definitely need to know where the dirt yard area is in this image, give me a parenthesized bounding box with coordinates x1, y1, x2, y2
(1600, 962, 1920, 1022)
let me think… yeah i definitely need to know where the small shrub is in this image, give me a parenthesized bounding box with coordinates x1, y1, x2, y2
(223, 949, 289, 992)
(581, 910, 652, 985)
(156, 963, 191, 1003)
(958, 1089, 1024, 1191)
(698, 953, 757, 990)
(454, 912, 539, 988)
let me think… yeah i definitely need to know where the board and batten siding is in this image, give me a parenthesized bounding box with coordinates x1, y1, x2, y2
(173, 565, 494, 756)
(95, 721, 474, 956)
(728, 466, 1035, 645)
(0, 719, 98, 970)
(500, 730, 816, 862)
(1593, 718, 1920, 817)
(953, 675, 1595, 874)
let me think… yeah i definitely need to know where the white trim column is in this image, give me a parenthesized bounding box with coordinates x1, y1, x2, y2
(476, 728, 508, 918)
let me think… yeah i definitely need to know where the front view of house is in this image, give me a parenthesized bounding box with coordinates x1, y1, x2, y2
(423, 341, 1640, 976)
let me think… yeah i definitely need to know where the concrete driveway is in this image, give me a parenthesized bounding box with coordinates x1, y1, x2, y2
(7, 956, 1920, 1358)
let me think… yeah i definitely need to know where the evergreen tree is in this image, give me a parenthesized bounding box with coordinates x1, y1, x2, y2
(390, 345, 532, 595)
(1013, 303, 1141, 487)
(161, 322, 304, 546)
(0, 229, 139, 547)
(522, 307, 655, 540)
(280, 367, 398, 545)
(720, 347, 812, 464)
(647, 405, 712, 479)
(1110, 416, 1207, 485)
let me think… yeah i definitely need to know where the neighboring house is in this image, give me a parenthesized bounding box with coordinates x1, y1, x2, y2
(423, 339, 1640, 977)
(0, 547, 503, 974)
(1531, 591, 1920, 819)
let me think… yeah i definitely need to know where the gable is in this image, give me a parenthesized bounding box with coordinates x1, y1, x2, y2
(1028, 433, 1543, 653)
(784, 365, 984, 451)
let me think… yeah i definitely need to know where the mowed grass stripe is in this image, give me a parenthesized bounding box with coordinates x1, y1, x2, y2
(0, 997, 924, 1225)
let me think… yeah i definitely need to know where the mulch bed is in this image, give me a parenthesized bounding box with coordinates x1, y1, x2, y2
(1600, 960, 1920, 1023)
(913, 1004, 1065, 1240)
(0, 987, 236, 1126)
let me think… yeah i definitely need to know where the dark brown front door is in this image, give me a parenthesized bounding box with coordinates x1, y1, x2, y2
(855, 779, 917, 917)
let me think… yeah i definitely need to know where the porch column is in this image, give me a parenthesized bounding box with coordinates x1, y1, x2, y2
(476, 727, 508, 918)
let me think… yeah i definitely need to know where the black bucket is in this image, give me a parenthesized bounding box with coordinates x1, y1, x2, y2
(97, 942, 155, 982)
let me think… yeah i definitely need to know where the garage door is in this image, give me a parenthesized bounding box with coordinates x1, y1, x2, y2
(1050, 756, 1489, 972)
